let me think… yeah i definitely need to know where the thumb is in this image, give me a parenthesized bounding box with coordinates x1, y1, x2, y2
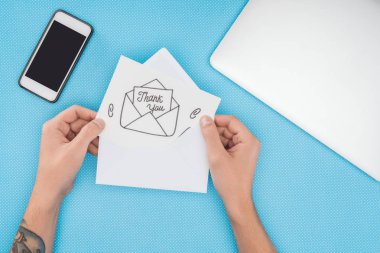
(200, 115, 227, 164)
(73, 118, 105, 148)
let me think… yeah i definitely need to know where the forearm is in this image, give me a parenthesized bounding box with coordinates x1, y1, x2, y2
(11, 185, 62, 253)
(9, 106, 104, 253)
(226, 201, 276, 253)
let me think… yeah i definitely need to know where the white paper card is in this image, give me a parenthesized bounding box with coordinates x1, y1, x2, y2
(96, 50, 221, 193)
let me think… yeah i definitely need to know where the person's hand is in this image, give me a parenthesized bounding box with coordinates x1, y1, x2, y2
(33, 105, 105, 206)
(200, 116, 276, 253)
(200, 115, 260, 220)
(9, 106, 105, 253)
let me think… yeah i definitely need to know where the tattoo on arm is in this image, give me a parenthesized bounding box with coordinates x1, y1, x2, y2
(11, 219, 45, 253)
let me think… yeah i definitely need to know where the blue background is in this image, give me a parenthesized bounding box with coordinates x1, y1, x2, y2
(1, 1, 379, 252)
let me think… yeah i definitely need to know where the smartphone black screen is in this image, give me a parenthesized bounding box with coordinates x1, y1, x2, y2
(26, 21, 86, 92)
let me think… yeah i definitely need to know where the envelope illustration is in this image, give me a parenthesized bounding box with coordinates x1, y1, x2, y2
(120, 79, 179, 137)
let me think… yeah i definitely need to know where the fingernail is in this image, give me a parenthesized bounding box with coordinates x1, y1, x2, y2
(93, 118, 105, 129)
(200, 115, 212, 127)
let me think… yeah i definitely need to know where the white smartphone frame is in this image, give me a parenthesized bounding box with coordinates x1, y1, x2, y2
(19, 10, 92, 102)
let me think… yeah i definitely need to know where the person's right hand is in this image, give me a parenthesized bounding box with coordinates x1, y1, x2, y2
(200, 115, 260, 219)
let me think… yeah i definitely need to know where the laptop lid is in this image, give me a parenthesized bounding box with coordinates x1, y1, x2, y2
(211, 0, 380, 181)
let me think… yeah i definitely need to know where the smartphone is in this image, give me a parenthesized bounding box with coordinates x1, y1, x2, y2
(19, 10, 92, 102)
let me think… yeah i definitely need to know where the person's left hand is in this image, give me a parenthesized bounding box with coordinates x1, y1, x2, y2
(32, 105, 105, 205)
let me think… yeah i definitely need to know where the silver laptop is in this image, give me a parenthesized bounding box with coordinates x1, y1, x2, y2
(211, 0, 380, 181)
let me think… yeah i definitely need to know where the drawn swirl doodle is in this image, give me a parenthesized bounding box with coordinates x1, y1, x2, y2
(108, 103, 114, 117)
(190, 108, 201, 119)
